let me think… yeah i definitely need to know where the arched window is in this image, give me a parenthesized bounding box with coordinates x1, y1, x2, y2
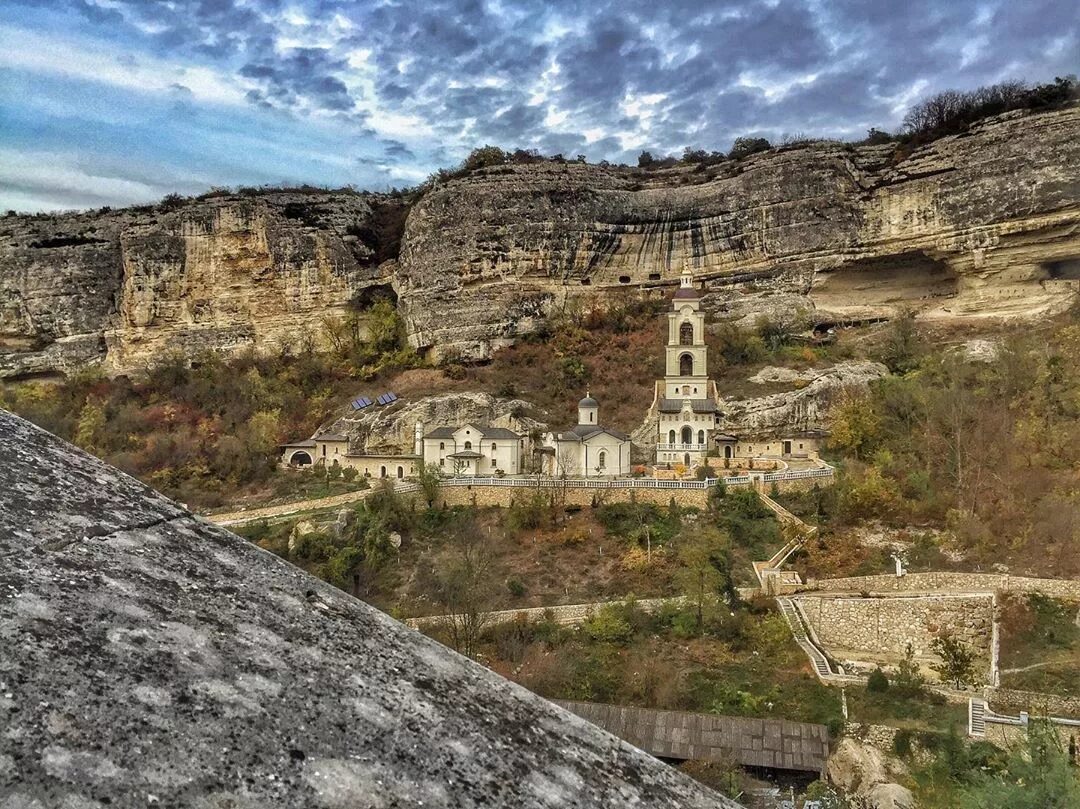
(681, 426, 693, 445)
(290, 451, 312, 467)
(679, 321, 694, 345)
(464, 441, 472, 450)
(668, 430, 676, 444)
(698, 430, 705, 445)
(589, 411, 594, 422)
(380, 465, 387, 478)
(439, 441, 445, 450)
(679, 353, 693, 376)
(491, 442, 497, 451)
(724, 446, 732, 459)
(396, 466, 404, 479)
(598, 451, 606, 469)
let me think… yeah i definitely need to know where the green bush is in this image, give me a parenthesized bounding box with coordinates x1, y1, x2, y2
(506, 577, 526, 597)
(583, 605, 634, 645)
(868, 667, 890, 693)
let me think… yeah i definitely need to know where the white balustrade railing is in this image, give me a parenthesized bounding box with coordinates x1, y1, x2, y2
(656, 443, 709, 451)
(433, 466, 832, 490)
(762, 467, 834, 482)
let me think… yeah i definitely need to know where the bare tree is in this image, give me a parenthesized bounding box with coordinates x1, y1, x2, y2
(432, 519, 498, 658)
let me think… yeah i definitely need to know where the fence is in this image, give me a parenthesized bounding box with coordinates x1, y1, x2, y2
(437, 467, 832, 491)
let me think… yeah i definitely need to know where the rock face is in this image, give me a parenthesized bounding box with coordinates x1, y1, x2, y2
(0, 408, 736, 808)
(0, 191, 403, 377)
(827, 738, 914, 809)
(718, 361, 890, 436)
(2, 106, 1077, 377)
(324, 391, 547, 453)
(400, 106, 1080, 360)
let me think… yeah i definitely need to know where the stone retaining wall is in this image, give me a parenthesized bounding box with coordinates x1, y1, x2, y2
(795, 593, 994, 668)
(406, 596, 687, 630)
(991, 688, 1080, 718)
(802, 572, 1080, 599)
(436, 484, 713, 510)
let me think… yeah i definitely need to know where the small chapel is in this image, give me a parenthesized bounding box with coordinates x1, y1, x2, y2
(654, 267, 720, 469)
(541, 393, 632, 477)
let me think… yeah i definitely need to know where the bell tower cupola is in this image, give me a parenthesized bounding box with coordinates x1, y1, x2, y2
(578, 391, 599, 426)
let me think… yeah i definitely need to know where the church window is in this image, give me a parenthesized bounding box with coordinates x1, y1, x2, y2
(491, 458, 497, 468)
(681, 426, 693, 444)
(439, 442, 445, 450)
(679, 353, 693, 375)
(668, 430, 676, 444)
(440, 459, 445, 467)
(491, 442, 497, 451)
(590, 411, 594, 422)
(598, 451, 606, 469)
(397, 466, 404, 479)
(679, 322, 694, 345)
(464, 441, 472, 450)
(380, 465, 387, 477)
(698, 430, 705, 445)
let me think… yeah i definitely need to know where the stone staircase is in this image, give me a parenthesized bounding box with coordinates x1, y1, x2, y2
(776, 597, 833, 679)
(968, 698, 987, 736)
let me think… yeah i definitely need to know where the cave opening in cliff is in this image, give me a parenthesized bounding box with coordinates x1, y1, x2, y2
(812, 251, 958, 311)
(350, 284, 398, 309)
(1043, 258, 1080, 280)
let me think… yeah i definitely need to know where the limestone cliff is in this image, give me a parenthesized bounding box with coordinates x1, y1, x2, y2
(400, 106, 1080, 360)
(0, 191, 404, 377)
(1, 105, 1077, 378)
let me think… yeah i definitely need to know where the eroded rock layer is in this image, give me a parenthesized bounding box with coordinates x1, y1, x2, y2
(0, 192, 401, 377)
(1, 106, 1077, 377)
(401, 106, 1080, 359)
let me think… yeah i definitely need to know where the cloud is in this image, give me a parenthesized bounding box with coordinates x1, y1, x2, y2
(0, 0, 1077, 210)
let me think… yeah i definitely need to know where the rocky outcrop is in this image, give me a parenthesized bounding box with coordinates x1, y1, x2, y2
(323, 391, 547, 453)
(717, 360, 890, 436)
(0, 407, 734, 807)
(2, 106, 1077, 377)
(400, 105, 1080, 360)
(0, 191, 404, 377)
(827, 737, 914, 809)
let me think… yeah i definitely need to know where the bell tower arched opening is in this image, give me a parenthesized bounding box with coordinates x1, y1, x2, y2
(679, 353, 693, 376)
(679, 322, 694, 345)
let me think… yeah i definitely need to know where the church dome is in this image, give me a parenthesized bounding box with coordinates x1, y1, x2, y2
(673, 286, 700, 299)
(578, 394, 599, 408)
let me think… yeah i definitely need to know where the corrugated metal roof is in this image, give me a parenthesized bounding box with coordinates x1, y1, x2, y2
(555, 701, 828, 775)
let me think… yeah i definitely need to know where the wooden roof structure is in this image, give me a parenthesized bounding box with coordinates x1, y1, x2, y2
(555, 701, 829, 775)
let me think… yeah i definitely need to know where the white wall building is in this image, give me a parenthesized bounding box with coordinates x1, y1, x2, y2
(542, 394, 632, 477)
(422, 424, 526, 476)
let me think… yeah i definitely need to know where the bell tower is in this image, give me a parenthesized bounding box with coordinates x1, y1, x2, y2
(664, 266, 708, 398)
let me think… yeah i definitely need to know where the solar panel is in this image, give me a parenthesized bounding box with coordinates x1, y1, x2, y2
(386, 392, 398, 402)
(375, 393, 388, 405)
(351, 397, 374, 410)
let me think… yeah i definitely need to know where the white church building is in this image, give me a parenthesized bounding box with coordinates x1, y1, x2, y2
(541, 393, 632, 477)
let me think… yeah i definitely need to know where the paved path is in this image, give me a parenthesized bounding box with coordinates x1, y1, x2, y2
(207, 483, 418, 527)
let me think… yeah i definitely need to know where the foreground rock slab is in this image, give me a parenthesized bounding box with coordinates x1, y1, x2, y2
(0, 410, 736, 808)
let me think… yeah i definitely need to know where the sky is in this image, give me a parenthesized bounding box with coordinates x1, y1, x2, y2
(0, 1, 1076, 212)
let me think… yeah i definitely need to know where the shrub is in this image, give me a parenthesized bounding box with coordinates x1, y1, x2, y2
(506, 577, 526, 597)
(867, 667, 890, 693)
(342, 466, 358, 482)
(583, 604, 634, 645)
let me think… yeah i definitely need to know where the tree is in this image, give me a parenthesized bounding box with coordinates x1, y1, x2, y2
(75, 399, 106, 453)
(432, 519, 498, 658)
(930, 633, 978, 689)
(637, 150, 655, 168)
(829, 387, 880, 460)
(728, 136, 771, 160)
(416, 462, 442, 508)
(878, 309, 924, 374)
(674, 525, 732, 631)
(955, 720, 1080, 809)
